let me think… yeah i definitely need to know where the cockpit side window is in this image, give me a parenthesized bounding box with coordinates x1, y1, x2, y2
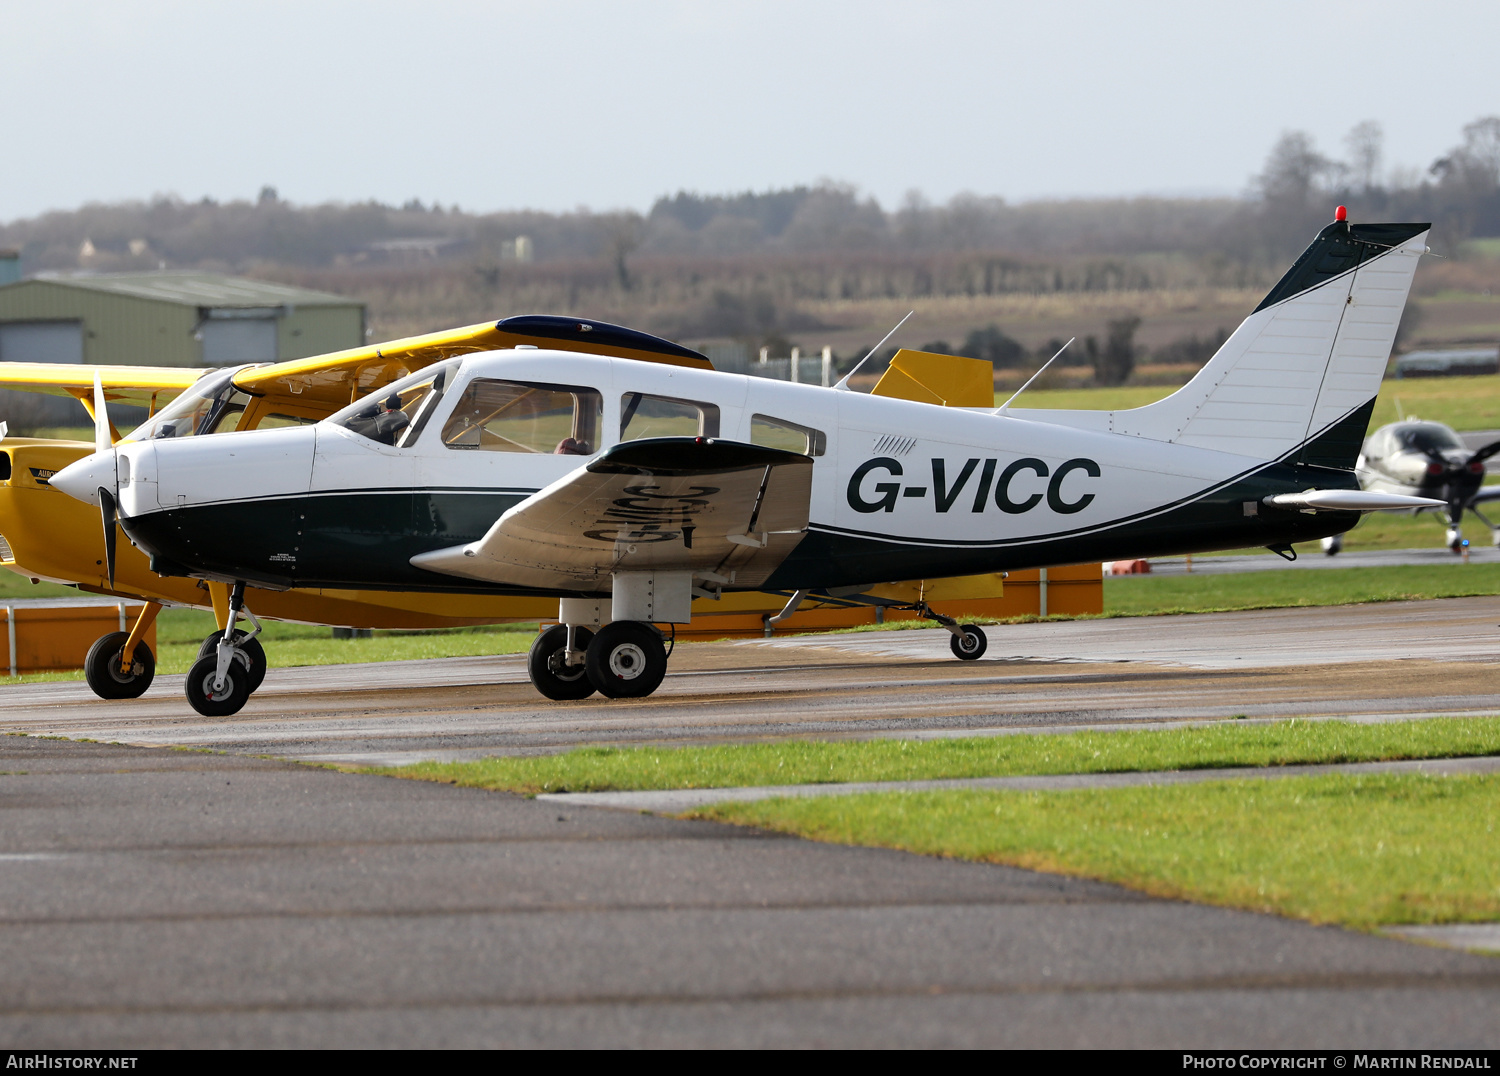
(125, 369, 252, 442)
(1395, 423, 1464, 454)
(619, 393, 720, 441)
(750, 414, 825, 457)
(441, 379, 603, 454)
(336, 371, 447, 447)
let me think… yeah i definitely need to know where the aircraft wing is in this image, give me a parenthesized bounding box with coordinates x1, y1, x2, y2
(232, 315, 713, 416)
(0, 362, 205, 409)
(1471, 486, 1500, 506)
(411, 437, 813, 592)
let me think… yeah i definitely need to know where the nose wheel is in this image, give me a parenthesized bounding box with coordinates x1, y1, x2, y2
(184, 581, 265, 717)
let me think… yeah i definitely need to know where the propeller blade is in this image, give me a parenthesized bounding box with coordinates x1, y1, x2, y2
(1469, 440, 1500, 465)
(99, 487, 117, 588)
(92, 371, 111, 454)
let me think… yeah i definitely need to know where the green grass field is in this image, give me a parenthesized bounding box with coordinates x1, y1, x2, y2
(692, 774, 1500, 929)
(1103, 563, 1500, 616)
(378, 717, 1500, 794)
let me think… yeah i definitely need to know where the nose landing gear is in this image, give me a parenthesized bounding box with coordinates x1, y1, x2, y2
(185, 581, 265, 717)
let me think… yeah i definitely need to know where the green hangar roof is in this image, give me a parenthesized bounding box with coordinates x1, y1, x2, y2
(25, 271, 356, 309)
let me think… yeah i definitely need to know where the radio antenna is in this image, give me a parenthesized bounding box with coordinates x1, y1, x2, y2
(995, 337, 1073, 414)
(833, 311, 914, 391)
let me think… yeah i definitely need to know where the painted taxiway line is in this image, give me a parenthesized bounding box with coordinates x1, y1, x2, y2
(537, 754, 1500, 813)
(1386, 924, 1500, 953)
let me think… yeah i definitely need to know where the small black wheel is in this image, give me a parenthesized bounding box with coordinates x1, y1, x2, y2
(585, 621, 667, 699)
(949, 624, 987, 661)
(83, 631, 156, 700)
(198, 630, 268, 693)
(184, 653, 252, 717)
(528, 625, 596, 701)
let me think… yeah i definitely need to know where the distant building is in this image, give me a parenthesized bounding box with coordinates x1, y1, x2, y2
(0, 271, 365, 368)
(0, 251, 19, 287)
(1393, 347, 1499, 379)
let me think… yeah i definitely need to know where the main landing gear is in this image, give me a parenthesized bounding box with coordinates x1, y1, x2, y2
(184, 581, 267, 717)
(83, 602, 163, 700)
(527, 620, 670, 701)
(525, 591, 990, 702)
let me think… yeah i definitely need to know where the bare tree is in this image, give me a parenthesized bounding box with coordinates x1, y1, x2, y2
(1094, 316, 1140, 386)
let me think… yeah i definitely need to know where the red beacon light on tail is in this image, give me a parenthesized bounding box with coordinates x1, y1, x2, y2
(1335, 205, 1348, 222)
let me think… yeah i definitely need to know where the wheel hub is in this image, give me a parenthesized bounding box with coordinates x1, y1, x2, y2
(607, 642, 647, 680)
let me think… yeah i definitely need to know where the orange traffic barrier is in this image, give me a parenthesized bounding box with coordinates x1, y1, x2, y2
(0, 601, 156, 675)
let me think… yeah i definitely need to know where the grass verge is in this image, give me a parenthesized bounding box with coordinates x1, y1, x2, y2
(374, 717, 1500, 795)
(1104, 563, 1500, 616)
(690, 774, 1500, 929)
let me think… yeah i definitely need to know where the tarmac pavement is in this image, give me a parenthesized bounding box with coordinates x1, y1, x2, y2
(3, 736, 1498, 1048)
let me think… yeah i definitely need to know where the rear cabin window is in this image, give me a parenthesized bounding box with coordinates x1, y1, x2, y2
(750, 414, 825, 457)
(441, 379, 603, 454)
(620, 393, 720, 441)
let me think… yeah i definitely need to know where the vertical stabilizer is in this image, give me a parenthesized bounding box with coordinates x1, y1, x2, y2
(1010, 219, 1429, 466)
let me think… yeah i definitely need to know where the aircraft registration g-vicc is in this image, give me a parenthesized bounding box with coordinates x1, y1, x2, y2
(52, 211, 1446, 716)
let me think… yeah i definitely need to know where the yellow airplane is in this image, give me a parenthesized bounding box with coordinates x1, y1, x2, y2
(0, 318, 1004, 699)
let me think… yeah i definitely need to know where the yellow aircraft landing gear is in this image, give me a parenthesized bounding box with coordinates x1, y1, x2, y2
(83, 602, 162, 700)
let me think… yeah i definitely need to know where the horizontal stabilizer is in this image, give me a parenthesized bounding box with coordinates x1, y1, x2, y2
(411, 437, 813, 592)
(1262, 490, 1445, 512)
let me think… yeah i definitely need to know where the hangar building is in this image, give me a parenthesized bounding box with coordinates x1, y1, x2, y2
(0, 272, 365, 368)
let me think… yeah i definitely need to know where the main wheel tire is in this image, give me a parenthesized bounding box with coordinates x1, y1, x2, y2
(198, 630, 268, 693)
(83, 631, 156, 700)
(949, 624, 987, 661)
(528, 625, 597, 701)
(585, 621, 667, 699)
(184, 653, 252, 717)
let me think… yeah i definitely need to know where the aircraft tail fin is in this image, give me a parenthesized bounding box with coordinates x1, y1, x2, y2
(1010, 218, 1429, 469)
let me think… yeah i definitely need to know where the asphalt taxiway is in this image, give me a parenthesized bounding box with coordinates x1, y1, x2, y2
(3, 735, 1498, 1049)
(3, 597, 1499, 1047)
(2, 596, 1498, 766)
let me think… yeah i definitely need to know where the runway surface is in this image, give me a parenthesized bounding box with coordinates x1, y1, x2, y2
(3, 736, 1497, 1049)
(2, 596, 1499, 767)
(4, 600, 1500, 1046)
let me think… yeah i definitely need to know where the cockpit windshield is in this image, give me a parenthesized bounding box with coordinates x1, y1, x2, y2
(124, 367, 256, 442)
(327, 361, 457, 447)
(1395, 423, 1465, 454)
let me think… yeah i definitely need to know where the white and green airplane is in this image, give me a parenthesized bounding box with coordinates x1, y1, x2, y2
(54, 212, 1442, 716)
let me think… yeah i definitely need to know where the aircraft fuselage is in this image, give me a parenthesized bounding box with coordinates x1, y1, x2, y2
(102, 350, 1358, 595)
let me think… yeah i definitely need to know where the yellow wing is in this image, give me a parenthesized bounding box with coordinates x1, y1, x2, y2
(232, 316, 713, 415)
(0, 362, 205, 411)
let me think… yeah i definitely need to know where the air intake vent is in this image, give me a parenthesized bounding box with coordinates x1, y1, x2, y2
(0, 533, 13, 563)
(871, 435, 917, 457)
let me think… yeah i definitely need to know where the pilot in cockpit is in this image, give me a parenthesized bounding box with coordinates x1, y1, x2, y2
(345, 393, 410, 445)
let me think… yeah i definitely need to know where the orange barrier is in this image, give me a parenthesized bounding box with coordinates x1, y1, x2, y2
(673, 563, 1103, 640)
(0, 602, 156, 675)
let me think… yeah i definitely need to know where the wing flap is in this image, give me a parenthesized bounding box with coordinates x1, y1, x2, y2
(411, 437, 812, 591)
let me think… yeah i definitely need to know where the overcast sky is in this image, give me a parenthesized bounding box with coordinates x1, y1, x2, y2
(3, 0, 1496, 221)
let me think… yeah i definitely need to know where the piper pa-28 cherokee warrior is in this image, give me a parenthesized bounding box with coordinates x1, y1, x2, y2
(53, 210, 1443, 716)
